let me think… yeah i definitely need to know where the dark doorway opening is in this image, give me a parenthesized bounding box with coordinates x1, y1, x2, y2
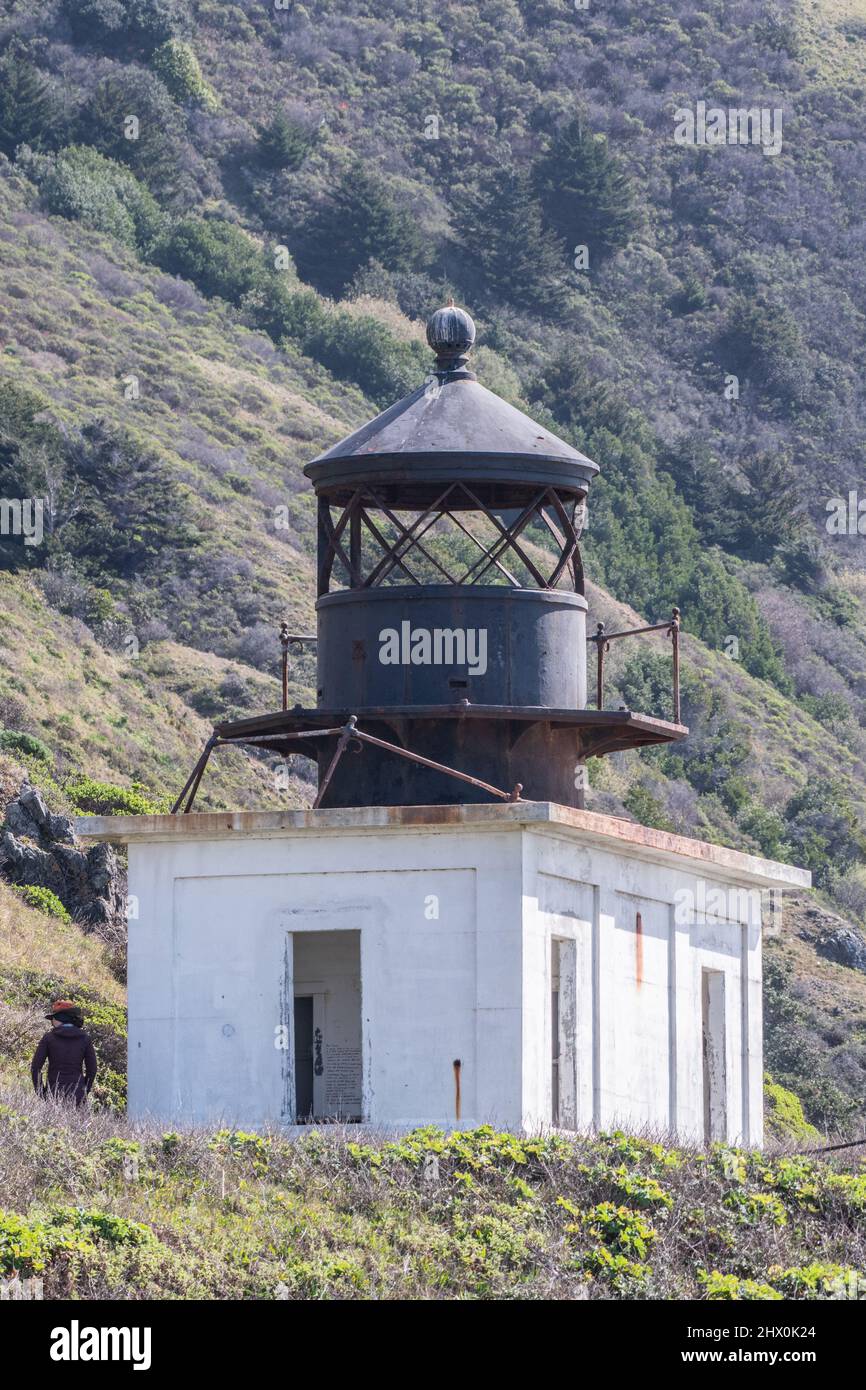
(290, 930, 363, 1123)
(294, 995, 314, 1122)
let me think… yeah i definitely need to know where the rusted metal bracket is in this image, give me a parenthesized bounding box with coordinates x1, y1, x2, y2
(313, 717, 362, 809)
(172, 717, 523, 815)
(171, 734, 218, 814)
(587, 607, 681, 723)
(312, 716, 522, 808)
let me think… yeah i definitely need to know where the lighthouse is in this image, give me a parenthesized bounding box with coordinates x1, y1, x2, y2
(80, 306, 808, 1141)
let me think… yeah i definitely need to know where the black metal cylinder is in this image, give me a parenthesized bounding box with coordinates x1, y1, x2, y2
(316, 586, 587, 710)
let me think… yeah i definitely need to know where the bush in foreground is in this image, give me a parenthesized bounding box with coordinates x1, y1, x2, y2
(0, 1095, 863, 1301)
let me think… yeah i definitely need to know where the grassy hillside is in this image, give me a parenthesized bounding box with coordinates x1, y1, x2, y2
(0, 0, 866, 1142)
(797, 0, 866, 83)
(0, 573, 305, 808)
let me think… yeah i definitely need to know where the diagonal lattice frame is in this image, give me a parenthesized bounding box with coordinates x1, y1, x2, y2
(316, 485, 584, 595)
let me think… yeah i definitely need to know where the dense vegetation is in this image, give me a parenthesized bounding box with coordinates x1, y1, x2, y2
(2, 1095, 865, 1299)
(0, 0, 865, 1138)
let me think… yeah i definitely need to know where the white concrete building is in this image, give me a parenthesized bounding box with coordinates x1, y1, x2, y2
(80, 801, 808, 1144)
(78, 306, 811, 1146)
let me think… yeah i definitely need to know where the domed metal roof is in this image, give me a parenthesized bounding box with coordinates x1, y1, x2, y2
(304, 305, 599, 496)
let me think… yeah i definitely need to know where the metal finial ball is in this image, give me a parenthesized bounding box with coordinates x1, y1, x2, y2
(426, 304, 476, 359)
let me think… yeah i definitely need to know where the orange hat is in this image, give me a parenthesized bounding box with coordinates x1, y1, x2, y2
(45, 999, 77, 1017)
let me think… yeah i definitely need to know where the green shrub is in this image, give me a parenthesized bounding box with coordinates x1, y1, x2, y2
(604, 1166, 674, 1210)
(623, 782, 674, 832)
(300, 310, 429, 408)
(581, 1245, 650, 1291)
(0, 1210, 58, 1276)
(47, 1207, 155, 1248)
(62, 0, 186, 54)
(680, 551, 791, 690)
(99, 1137, 143, 1169)
(0, 730, 52, 764)
(698, 1269, 783, 1300)
(783, 777, 866, 889)
(824, 1172, 866, 1213)
(574, 1202, 658, 1259)
(13, 886, 71, 923)
(347, 1124, 571, 1174)
(63, 774, 162, 817)
(208, 1129, 270, 1174)
(770, 1263, 864, 1299)
(18, 145, 165, 252)
(154, 217, 266, 303)
(761, 1155, 821, 1210)
(801, 691, 855, 729)
(225, 472, 252, 494)
(5, 417, 198, 583)
(596, 1130, 683, 1170)
(764, 1075, 823, 1143)
(723, 1189, 788, 1227)
(740, 804, 791, 861)
(0, 1208, 103, 1276)
(151, 39, 217, 109)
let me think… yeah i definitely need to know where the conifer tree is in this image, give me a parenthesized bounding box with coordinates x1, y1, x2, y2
(79, 71, 182, 196)
(257, 111, 315, 173)
(533, 118, 637, 260)
(454, 168, 565, 311)
(0, 56, 56, 158)
(534, 344, 630, 438)
(733, 452, 807, 561)
(298, 164, 421, 297)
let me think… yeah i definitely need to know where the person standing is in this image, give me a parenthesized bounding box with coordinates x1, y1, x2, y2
(30, 1000, 97, 1106)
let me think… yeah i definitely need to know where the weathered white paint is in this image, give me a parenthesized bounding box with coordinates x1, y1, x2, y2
(79, 803, 809, 1144)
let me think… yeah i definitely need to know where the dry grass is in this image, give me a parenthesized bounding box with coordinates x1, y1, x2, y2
(0, 882, 123, 1003)
(0, 574, 300, 811)
(797, 0, 866, 84)
(341, 294, 427, 343)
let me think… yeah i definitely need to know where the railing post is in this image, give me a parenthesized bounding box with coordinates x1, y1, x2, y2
(671, 607, 681, 723)
(595, 622, 605, 709)
(280, 621, 289, 712)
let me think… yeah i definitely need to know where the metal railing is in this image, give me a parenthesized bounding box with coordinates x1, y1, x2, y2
(587, 607, 681, 724)
(170, 612, 684, 814)
(279, 623, 316, 710)
(276, 614, 683, 722)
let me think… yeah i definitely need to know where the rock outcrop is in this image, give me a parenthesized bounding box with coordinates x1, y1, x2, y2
(788, 893, 866, 976)
(0, 781, 126, 938)
(815, 925, 866, 974)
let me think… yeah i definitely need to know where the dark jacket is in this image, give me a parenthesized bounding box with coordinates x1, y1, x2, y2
(31, 1026, 97, 1104)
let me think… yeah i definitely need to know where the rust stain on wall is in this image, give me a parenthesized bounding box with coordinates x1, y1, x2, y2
(635, 911, 644, 987)
(453, 1058, 462, 1120)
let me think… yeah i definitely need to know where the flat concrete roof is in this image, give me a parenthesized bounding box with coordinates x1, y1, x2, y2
(76, 801, 810, 891)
